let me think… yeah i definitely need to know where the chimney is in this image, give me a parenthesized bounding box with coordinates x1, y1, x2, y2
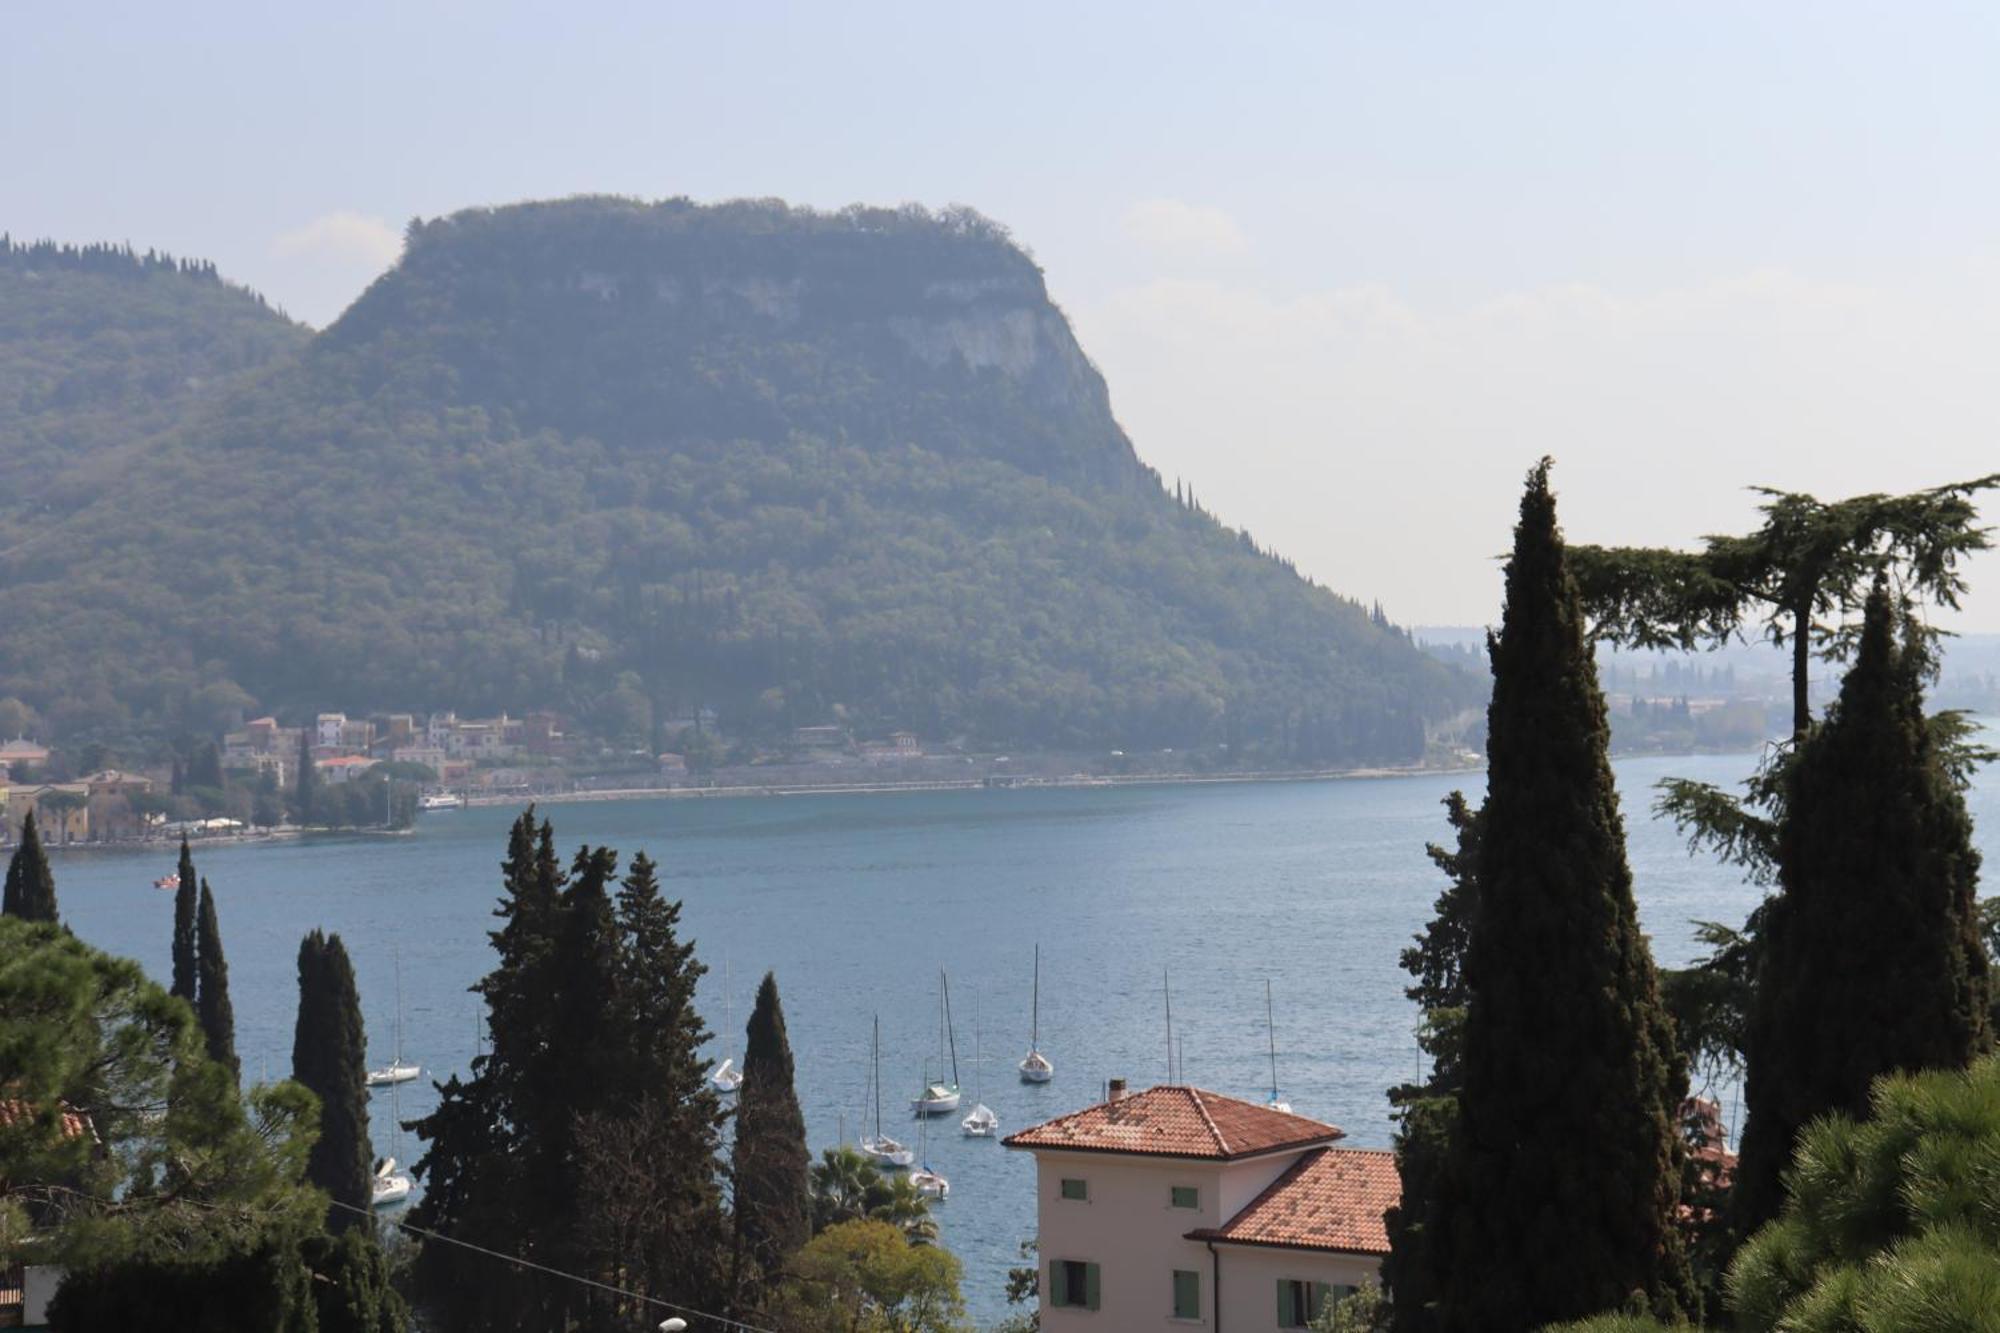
(1107, 1077, 1128, 1102)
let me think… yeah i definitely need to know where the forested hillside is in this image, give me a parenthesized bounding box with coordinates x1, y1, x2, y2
(0, 198, 1474, 762)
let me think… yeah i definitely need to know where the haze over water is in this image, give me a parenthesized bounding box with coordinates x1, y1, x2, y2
(44, 743, 2000, 1323)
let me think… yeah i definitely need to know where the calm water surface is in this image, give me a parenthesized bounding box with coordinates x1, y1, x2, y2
(46, 745, 2000, 1325)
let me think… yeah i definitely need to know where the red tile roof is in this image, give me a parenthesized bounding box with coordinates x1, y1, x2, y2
(1191, 1147, 1400, 1255)
(1002, 1085, 1344, 1161)
(0, 1098, 88, 1141)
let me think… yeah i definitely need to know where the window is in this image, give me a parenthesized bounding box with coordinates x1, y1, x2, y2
(1277, 1280, 1337, 1328)
(1050, 1259, 1101, 1310)
(1170, 1185, 1200, 1209)
(1059, 1177, 1088, 1201)
(1172, 1268, 1201, 1319)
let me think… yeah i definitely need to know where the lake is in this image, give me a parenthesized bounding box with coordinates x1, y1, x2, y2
(42, 745, 2000, 1326)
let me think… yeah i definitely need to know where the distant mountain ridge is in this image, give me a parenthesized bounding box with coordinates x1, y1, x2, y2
(0, 197, 1475, 761)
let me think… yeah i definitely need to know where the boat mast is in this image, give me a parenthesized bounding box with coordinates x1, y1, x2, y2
(873, 1015, 882, 1140)
(1164, 968, 1174, 1084)
(943, 970, 960, 1088)
(1267, 978, 1280, 1101)
(1031, 944, 1040, 1051)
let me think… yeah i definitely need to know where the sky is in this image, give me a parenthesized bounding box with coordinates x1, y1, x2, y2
(7, 2, 2000, 629)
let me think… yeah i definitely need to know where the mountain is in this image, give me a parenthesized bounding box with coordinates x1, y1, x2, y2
(0, 198, 1474, 762)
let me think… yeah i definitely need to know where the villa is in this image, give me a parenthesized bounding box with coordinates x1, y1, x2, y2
(1005, 1081, 1398, 1330)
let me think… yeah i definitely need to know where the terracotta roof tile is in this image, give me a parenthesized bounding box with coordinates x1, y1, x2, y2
(1191, 1147, 1400, 1255)
(0, 1098, 89, 1141)
(1002, 1085, 1343, 1160)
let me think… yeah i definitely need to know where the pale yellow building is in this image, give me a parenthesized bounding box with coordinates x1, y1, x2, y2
(1006, 1082, 1398, 1330)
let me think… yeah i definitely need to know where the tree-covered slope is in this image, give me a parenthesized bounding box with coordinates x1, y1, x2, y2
(0, 238, 306, 525)
(0, 198, 1473, 761)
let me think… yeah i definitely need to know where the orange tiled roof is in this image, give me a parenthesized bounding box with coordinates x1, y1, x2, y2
(1001, 1085, 1343, 1161)
(1191, 1147, 1400, 1255)
(0, 1098, 88, 1141)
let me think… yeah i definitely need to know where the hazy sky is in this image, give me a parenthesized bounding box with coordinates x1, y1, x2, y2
(9, 3, 2000, 629)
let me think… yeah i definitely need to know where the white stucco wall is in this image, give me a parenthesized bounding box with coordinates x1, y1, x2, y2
(1030, 1148, 1312, 1330)
(1212, 1245, 1382, 1332)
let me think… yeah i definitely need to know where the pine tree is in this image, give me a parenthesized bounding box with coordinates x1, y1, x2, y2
(171, 839, 198, 1005)
(196, 879, 240, 1082)
(1383, 792, 1483, 1332)
(1434, 462, 1687, 1329)
(735, 971, 811, 1287)
(293, 929, 372, 1228)
(2, 810, 58, 922)
(1731, 584, 1991, 1231)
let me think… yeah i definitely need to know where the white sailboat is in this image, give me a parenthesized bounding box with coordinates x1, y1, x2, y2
(1265, 978, 1291, 1114)
(860, 1016, 914, 1169)
(911, 1078, 950, 1199)
(371, 1154, 412, 1209)
(961, 1002, 998, 1137)
(1019, 944, 1053, 1083)
(366, 952, 421, 1088)
(910, 969, 961, 1115)
(712, 959, 743, 1095)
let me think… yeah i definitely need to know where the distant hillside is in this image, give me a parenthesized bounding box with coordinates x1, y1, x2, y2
(0, 238, 307, 524)
(0, 198, 1475, 761)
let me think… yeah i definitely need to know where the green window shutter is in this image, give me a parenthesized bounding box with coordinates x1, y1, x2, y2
(1084, 1262, 1101, 1311)
(1050, 1260, 1069, 1308)
(1171, 1185, 1199, 1209)
(1278, 1279, 1291, 1326)
(1173, 1269, 1200, 1318)
(1061, 1177, 1088, 1201)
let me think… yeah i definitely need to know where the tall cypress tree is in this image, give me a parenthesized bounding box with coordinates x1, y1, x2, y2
(734, 971, 810, 1286)
(171, 838, 198, 1005)
(293, 929, 372, 1229)
(196, 879, 240, 1082)
(1732, 584, 1991, 1231)
(2, 810, 58, 922)
(1434, 461, 1687, 1329)
(294, 728, 316, 823)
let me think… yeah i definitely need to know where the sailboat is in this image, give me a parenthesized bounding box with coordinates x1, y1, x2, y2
(366, 952, 421, 1087)
(860, 1016, 914, 1169)
(371, 1154, 412, 1209)
(1019, 944, 1053, 1083)
(1264, 979, 1291, 1114)
(372, 990, 414, 1210)
(910, 969, 961, 1115)
(961, 1000, 998, 1137)
(910, 1063, 951, 1199)
(711, 959, 743, 1095)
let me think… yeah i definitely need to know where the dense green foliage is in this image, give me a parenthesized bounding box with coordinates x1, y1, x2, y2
(408, 810, 730, 1331)
(1571, 475, 1999, 736)
(769, 1219, 966, 1332)
(1, 810, 57, 921)
(735, 970, 811, 1289)
(1382, 791, 1481, 1332)
(171, 838, 197, 1003)
(292, 930, 372, 1227)
(808, 1146, 940, 1246)
(196, 878, 240, 1082)
(0, 915, 403, 1332)
(1433, 463, 1687, 1329)
(0, 200, 1471, 760)
(1733, 587, 1991, 1232)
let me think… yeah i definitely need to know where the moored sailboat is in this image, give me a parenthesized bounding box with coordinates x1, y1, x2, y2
(860, 1015, 913, 1169)
(910, 968, 961, 1115)
(1019, 944, 1053, 1083)
(910, 1067, 951, 1199)
(962, 995, 998, 1137)
(366, 952, 421, 1087)
(1265, 978, 1291, 1114)
(711, 959, 743, 1094)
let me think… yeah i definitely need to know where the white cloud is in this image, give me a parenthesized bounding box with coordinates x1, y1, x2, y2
(273, 211, 403, 267)
(1121, 198, 1248, 259)
(1073, 263, 2000, 629)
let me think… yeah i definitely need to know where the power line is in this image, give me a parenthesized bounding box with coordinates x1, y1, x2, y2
(328, 1199, 775, 1333)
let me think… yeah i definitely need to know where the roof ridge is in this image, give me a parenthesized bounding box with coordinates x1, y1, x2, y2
(1186, 1086, 1229, 1155)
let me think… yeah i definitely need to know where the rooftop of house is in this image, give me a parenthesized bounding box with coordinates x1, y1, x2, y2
(1188, 1146, 1400, 1256)
(0, 1098, 90, 1142)
(1002, 1083, 1344, 1161)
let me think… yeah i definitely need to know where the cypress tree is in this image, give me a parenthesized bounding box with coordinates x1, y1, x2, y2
(734, 971, 811, 1285)
(294, 728, 316, 823)
(1434, 461, 1687, 1329)
(293, 929, 372, 1228)
(1732, 584, 1990, 1231)
(171, 838, 198, 1004)
(196, 879, 240, 1081)
(2, 810, 58, 922)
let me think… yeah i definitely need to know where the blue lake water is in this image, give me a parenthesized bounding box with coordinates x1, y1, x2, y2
(42, 744, 2000, 1326)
